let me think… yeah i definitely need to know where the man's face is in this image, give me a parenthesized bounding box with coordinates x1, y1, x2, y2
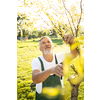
(39, 37, 53, 55)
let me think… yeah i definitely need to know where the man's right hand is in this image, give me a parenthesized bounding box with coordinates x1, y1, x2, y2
(32, 64, 64, 84)
(50, 64, 64, 77)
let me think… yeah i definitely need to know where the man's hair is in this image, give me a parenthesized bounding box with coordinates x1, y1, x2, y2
(39, 36, 53, 47)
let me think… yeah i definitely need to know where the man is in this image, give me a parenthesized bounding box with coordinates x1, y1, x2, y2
(31, 34, 79, 100)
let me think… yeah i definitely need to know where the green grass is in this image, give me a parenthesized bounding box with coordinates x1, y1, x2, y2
(17, 38, 84, 100)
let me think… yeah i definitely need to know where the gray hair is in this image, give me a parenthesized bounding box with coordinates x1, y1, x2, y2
(39, 36, 53, 47)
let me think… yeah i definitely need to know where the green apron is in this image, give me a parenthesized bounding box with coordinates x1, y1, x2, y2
(36, 54, 62, 100)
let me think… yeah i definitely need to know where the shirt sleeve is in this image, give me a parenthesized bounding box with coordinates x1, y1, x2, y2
(31, 58, 41, 71)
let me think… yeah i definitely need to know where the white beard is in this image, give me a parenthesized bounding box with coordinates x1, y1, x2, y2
(44, 48, 53, 55)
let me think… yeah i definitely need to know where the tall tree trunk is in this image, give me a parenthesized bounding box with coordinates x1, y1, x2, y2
(71, 84, 79, 100)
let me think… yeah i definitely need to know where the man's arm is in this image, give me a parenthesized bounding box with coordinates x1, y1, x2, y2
(69, 47, 79, 59)
(32, 64, 64, 84)
(32, 69, 51, 84)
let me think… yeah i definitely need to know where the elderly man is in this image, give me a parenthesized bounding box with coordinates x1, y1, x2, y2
(31, 34, 78, 100)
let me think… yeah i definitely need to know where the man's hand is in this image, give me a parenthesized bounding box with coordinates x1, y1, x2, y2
(50, 64, 64, 77)
(63, 34, 79, 59)
(63, 34, 74, 45)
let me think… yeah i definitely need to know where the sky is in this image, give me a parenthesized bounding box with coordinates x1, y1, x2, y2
(17, 0, 84, 29)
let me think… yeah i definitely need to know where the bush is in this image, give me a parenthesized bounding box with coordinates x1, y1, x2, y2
(28, 35, 37, 39)
(27, 92, 34, 99)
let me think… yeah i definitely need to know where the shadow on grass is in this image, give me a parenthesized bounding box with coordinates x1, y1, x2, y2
(25, 40, 39, 43)
(19, 46, 24, 48)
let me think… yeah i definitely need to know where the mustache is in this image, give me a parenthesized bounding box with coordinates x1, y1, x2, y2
(45, 46, 51, 49)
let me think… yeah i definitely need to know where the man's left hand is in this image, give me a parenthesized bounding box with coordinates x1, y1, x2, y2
(63, 34, 74, 45)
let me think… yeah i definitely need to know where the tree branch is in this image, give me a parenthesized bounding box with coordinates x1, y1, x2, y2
(36, 13, 52, 29)
(62, 0, 76, 36)
(76, 0, 83, 37)
(42, 9, 65, 38)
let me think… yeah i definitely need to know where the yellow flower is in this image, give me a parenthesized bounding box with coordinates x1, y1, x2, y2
(42, 87, 60, 98)
(63, 53, 73, 75)
(69, 73, 84, 85)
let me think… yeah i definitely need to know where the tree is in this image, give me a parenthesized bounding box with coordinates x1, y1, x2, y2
(17, 0, 84, 99)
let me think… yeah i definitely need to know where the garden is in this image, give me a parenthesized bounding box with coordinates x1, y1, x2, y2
(17, 38, 84, 100)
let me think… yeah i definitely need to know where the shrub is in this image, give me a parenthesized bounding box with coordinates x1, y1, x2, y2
(27, 92, 34, 99)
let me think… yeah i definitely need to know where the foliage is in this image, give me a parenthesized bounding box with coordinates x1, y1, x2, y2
(17, 0, 84, 99)
(17, 0, 84, 38)
(17, 38, 84, 100)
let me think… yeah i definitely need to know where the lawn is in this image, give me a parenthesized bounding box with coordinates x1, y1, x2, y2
(17, 38, 84, 100)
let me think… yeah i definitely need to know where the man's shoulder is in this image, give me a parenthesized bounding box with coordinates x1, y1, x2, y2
(32, 55, 42, 62)
(31, 56, 42, 71)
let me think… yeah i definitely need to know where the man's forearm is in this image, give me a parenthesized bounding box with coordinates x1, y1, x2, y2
(32, 68, 52, 84)
(70, 48, 79, 59)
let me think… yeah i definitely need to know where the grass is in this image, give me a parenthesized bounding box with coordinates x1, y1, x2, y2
(17, 38, 84, 100)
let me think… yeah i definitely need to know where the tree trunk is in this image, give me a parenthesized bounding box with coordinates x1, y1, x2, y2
(71, 84, 79, 100)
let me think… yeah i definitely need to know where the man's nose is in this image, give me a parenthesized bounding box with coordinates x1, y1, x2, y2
(45, 42, 49, 45)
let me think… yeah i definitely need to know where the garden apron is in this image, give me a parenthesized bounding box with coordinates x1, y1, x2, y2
(35, 54, 62, 100)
